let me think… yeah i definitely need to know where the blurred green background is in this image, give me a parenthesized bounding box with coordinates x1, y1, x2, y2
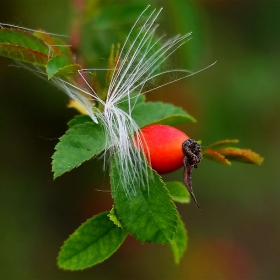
(0, 0, 279, 279)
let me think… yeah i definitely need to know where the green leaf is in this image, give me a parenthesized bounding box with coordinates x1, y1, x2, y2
(33, 30, 64, 56)
(166, 181, 191, 204)
(58, 211, 127, 270)
(108, 207, 123, 228)
(33, 30, 74, 60)
(52, 64, 81, 79)
(218, 148, 264, 165)
(132, 102, 196, 128)
(46, 55, 81, 79)
(0, 44, 49, 66)
(67, 115, 94, 128)
(169, 215, 188, 264)
(0, 28, 49, 54)
(52, 122, 107, 179)
(110, 154, 178, 243)
(0, 28, 49, 66)
(203, 148, 231, 166)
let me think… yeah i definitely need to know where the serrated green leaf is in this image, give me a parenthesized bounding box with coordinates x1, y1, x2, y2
(108, 207, 123, 228)
(203, 148, 231, 166)
(132, 102, 196, 128)
(166, 181, 191, 204)
(58, 211, 127, 270)
(0, 28, 50, 66)
(46, 55, 81, 79)
(0, 28, 49, 54)
(169, 215, 188, 264)
(67, 115, 94, 128)
(0, 43, 49, 66)
(110, 154, 178, 243)
(52, 63, 81, 79)
(218, 148, 264, 165)
(52, 122, 106, 179)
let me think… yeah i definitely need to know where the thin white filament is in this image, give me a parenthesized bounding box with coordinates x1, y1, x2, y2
(11, 7, 215, 196)
(0, 22, 68, 37)
(73, 7, 214, 195)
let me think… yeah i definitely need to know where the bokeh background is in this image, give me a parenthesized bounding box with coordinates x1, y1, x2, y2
(0, 0, 279, 279)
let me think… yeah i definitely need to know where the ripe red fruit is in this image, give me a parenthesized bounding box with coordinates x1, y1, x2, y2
(135, 124, 189, 174)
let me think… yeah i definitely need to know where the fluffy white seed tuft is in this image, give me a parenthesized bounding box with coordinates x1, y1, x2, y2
(8, 6, 215, 195)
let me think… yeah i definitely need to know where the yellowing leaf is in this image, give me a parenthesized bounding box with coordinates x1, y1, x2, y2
(203, 148, 231, 166)
(218, 148, 264, 165)
(67, 100, 88, 115)
(207, 139, 239, 150)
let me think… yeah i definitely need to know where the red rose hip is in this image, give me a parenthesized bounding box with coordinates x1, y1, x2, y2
(135, 124, 189, 174)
